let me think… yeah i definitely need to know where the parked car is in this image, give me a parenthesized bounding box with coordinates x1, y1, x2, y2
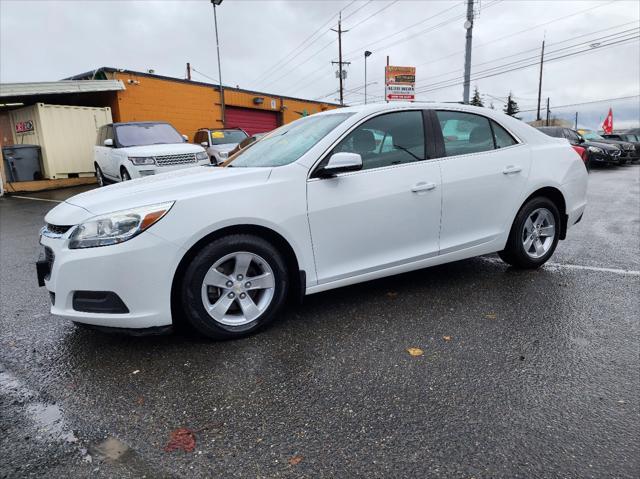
(38, 103, 587, 340)
(578, 129, 637, 163)
(227, 132, 268, 157)
(94, 122, 209, 185)
(571, 144, 589, 165)
(536, 126, 622, 167)
(601, 132, 640, 161)
(194, 128, 248, 165)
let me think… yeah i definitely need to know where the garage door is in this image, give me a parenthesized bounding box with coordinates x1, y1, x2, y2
(225, 107, 279, 136)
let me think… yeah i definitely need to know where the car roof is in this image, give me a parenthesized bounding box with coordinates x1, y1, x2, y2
(112, 121, 172, 126)
(199, 127, 246, 131)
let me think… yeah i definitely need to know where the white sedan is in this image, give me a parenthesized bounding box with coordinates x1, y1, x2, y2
(37, 103, 587, 339)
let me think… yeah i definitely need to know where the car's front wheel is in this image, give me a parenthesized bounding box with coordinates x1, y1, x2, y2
(180, 234, 289, 339)
(499, 197, 560, 269)
(95, 164, 105, 187)
(121, 168, 131, 181)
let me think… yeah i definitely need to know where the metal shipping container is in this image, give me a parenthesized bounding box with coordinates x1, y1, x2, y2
(9, 103, 112, 179)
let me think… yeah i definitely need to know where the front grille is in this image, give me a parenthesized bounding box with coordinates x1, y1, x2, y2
(46, 223, 72, 235)
(154, 153, 197, 167)
(611, 150, 621, 156)
(44, 246, 54, 281)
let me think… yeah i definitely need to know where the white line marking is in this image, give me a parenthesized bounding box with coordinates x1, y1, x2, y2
(8, 195, 62, 203)
(481, 256, 640, 276)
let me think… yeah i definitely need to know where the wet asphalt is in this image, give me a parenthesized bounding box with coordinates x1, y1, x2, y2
(1, 164, 638, 478)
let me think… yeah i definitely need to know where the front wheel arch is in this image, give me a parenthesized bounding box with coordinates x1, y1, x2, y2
(170, 225, 303, 329)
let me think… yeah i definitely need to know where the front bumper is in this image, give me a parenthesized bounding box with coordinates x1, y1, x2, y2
(38, 229, 183, 329)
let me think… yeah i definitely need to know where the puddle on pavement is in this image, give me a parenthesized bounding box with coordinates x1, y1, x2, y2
(26, 402, 78, 443)
(92, 437, 132, 462)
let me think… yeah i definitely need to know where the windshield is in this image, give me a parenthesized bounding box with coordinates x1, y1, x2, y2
(116, 123, 184, 147)
(210, 129, 248, 145)
(227, 113, 354, 167)
(582, 131, 604, 141)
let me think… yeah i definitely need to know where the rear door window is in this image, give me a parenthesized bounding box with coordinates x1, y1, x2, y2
(491, 121, 517, 148)
(436, 111, 494, 157)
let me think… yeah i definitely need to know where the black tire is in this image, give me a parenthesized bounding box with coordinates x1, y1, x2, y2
(95, 164, 105, 187)
(121, 168, 131, 181)
(498, 196, 561, 269)
(180, 234, 289, 340)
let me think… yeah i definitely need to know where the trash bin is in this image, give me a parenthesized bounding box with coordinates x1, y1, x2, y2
(2, 145, 43, 182)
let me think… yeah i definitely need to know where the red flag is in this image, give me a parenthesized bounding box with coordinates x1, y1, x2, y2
(602, 108, 613, 134)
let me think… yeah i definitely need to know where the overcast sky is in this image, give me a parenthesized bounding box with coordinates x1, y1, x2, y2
(1, 0, 638, 129)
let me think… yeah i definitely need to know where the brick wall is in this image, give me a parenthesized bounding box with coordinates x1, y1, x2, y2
(114, 72, 222, 141)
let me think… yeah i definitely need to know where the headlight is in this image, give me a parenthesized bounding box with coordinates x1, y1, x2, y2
(129, 156, 155, 166)
(196, 151, 209, 161)
(218, 151, 229, 159)
(587, 146, 604, 154)
(68, 202, 174, 249)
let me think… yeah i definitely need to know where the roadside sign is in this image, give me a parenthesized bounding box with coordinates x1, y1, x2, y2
(385, 66, 416, 101)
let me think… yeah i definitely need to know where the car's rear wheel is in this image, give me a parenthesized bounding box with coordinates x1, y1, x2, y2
(180, 234, 288, 339)
(498, 197, 560, 269)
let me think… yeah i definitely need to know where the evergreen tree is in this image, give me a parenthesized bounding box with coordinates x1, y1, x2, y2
(503, 92, 520, 117)
(470, 86, 484, 107)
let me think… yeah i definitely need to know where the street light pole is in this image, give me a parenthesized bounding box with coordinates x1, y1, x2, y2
(212, 0, 225, 126)
(364, 51, 372, 104)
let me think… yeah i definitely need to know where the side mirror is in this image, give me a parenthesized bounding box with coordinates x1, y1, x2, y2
(200, 141, 209, 147)
(317, 152, 363, 178)
(182, 134, 189, 141)
(577, 137, 585, 144)
(103, 138, 113, 147)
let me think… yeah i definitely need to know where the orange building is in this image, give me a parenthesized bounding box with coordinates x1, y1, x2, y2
(69, 67, 339, 140)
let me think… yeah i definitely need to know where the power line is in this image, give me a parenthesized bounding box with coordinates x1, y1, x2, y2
(261, 0, 401, 93)
(342, 2, 464, 61)
(414, 35, 639, 95)
(414, 26, 639, 88)
(412, 0, 619, 71)
(251, 0, 357, 86)
(348, 1, 400, 31)
(519, 95, 640, 113)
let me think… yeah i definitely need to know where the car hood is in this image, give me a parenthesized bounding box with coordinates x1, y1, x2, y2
(588, 138, 634, 149)
(56, 166, 271, 219)
(119, 143, 205, 156)
(582, 140, 620, 151)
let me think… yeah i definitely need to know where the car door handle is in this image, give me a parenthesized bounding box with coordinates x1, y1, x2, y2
(411, 182, 437, 193)
(502, 165, 522, 175)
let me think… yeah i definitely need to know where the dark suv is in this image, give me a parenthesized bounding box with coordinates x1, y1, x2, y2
(536, 126, 623, 167)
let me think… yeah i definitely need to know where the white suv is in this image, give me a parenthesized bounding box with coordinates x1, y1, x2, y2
(94, 122, 210, 184)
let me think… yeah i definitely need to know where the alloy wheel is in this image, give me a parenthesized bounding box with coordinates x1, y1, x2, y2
(200, 252, 275, 326)
(522, 207, 556, 259)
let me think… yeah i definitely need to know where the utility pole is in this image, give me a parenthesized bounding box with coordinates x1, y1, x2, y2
(546, 97, 550, 126)
(536, 39, 545, 121)
(331, 13, 350, 106)
(186, 62, 192, 81)
(574, 111, 578, 129)
(462, 0, 474, 104)
(211, 0, 225, 126)
(364, 51, 372, 104)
